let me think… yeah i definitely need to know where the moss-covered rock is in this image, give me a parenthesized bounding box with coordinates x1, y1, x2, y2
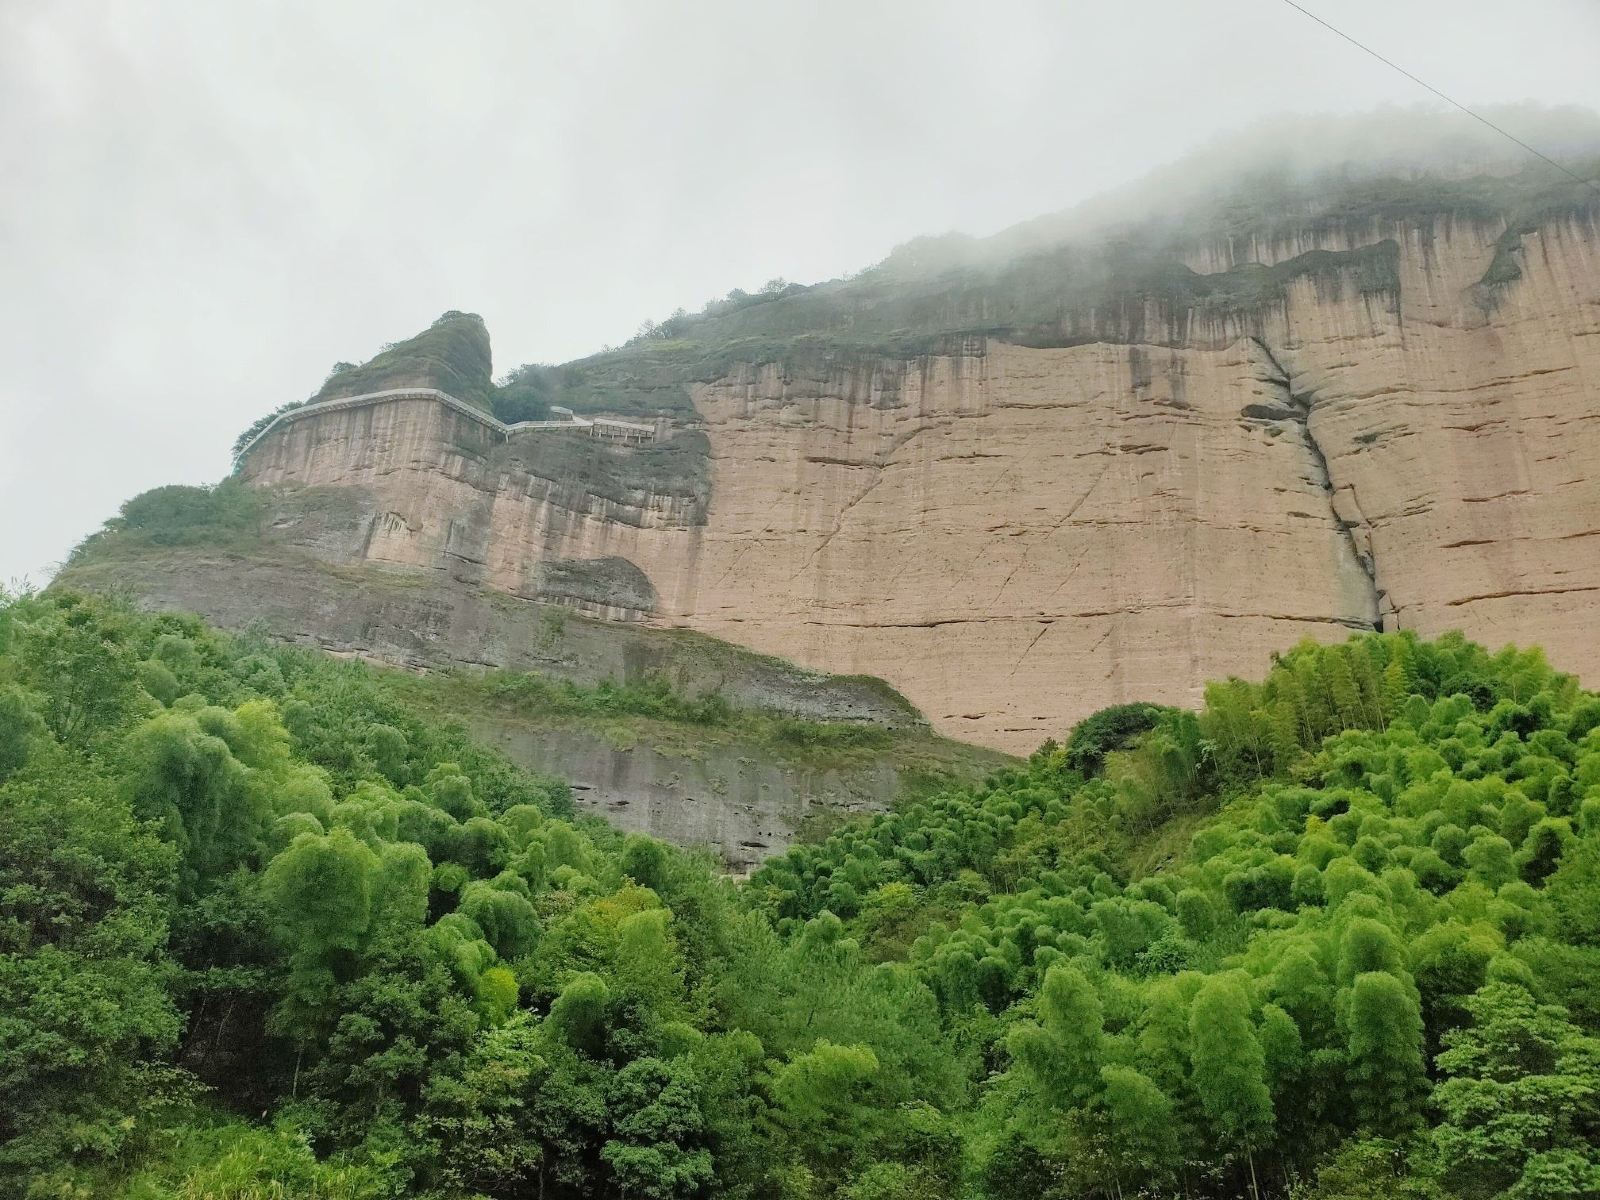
(316, 310, 494, 408)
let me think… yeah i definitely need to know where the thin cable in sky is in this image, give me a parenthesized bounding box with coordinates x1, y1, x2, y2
(1277, 0, 1600, 195)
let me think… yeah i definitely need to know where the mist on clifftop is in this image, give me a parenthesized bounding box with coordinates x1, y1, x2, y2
(876, 104, 1600, 278)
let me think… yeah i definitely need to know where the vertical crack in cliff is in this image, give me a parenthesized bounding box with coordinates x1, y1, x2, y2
(1251, 337, 1386, 632)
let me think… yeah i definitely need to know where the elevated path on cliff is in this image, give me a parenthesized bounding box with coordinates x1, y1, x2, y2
(235, 387, 658, 461)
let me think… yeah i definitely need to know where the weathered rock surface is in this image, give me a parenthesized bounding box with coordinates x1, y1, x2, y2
(209, 201, 1600, 754)
(64, 157, 1600, 760)
(63, 544, 1014, 864)
(62, 546, 922, 728)
(462, 714, 981, 874)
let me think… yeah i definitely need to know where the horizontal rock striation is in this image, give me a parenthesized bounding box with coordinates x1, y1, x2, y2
(240, 394, 710, 618)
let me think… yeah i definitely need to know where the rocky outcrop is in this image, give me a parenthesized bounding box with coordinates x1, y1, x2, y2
(316, 310, 495, 407)
(61, 541, 1014, 865)
(61, 545, 923, 728)
(462, 714, 999, 874)
(239, 396, 710, 617)
(85, 168, 1600, 756)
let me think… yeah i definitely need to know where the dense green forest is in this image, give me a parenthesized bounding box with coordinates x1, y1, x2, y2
(3, 588, 1599, 1199)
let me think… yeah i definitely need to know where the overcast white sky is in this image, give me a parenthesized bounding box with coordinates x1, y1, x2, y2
(3, 0, 1598, 585)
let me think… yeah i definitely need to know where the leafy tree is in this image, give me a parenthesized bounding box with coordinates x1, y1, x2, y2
(1344, 971, 1428, 1135)
(263, 827, 381, 1035)
(458, 878, 540, 960)
(549, 972, 611, 1057)
(416, 1013, 547, 1196)
(1008, 964, 1104, 1110)
(1063, 702, 1171, 776)
(0, 779, 181, 1185)
(1097, 1064, 1180, 1189)
(1546, 833, 1600, 945)
(123, 709, 266, 888)
(1190, 974, 1274, 1194)
(15, 595, 142, 741)
(768, 1041, 880, 1186)
(601, 1057, 714, 1200)
(1433, 982, 1600, 1199)
(0, 686, 43, 780)
(1292, 1136, 1443, 1200)
(1518, 818, 1574, 886)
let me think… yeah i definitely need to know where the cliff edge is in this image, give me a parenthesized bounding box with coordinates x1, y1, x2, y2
(70, 152, 1600, 755)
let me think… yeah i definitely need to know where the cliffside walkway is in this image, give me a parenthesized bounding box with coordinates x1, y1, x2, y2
(236, 387, 657, 461)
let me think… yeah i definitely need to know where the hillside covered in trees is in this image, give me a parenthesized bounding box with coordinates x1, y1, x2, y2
(3, 588, 1599, 1199)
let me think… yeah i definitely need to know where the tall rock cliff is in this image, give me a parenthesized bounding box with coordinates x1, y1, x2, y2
(75, 160, 1600, 756)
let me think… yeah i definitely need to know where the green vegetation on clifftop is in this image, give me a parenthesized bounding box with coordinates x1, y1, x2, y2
(314, 310, 495, 409)
(226, 164, 1600, 444)
(518, 164, 1595, 418)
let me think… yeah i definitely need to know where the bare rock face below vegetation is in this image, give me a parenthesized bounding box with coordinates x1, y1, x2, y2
(61, 546, 1016, 865)
(61, 546, 921, 729)
(463, 714, 933, 875)
(216, 209, 1600, 754)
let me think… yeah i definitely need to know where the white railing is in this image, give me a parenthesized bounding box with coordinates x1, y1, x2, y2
(235, 387, 657, 461)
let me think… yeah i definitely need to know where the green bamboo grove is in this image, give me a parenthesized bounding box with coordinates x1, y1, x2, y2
(2, 588, 1597, 1199)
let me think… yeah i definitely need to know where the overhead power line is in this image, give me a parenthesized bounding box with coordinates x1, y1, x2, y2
(1276, 0, 1600, 196)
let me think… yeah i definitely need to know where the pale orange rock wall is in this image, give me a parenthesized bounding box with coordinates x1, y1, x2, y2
(242, 212, 1600, 754)
(1288, 216, 1600, 676)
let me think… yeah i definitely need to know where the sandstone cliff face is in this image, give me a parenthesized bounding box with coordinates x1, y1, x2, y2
(228, 203, 1600, 754)
(0, 155, 1395, 773)
(465, 715, 940, 875)
(697, 214, 1600, 751)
